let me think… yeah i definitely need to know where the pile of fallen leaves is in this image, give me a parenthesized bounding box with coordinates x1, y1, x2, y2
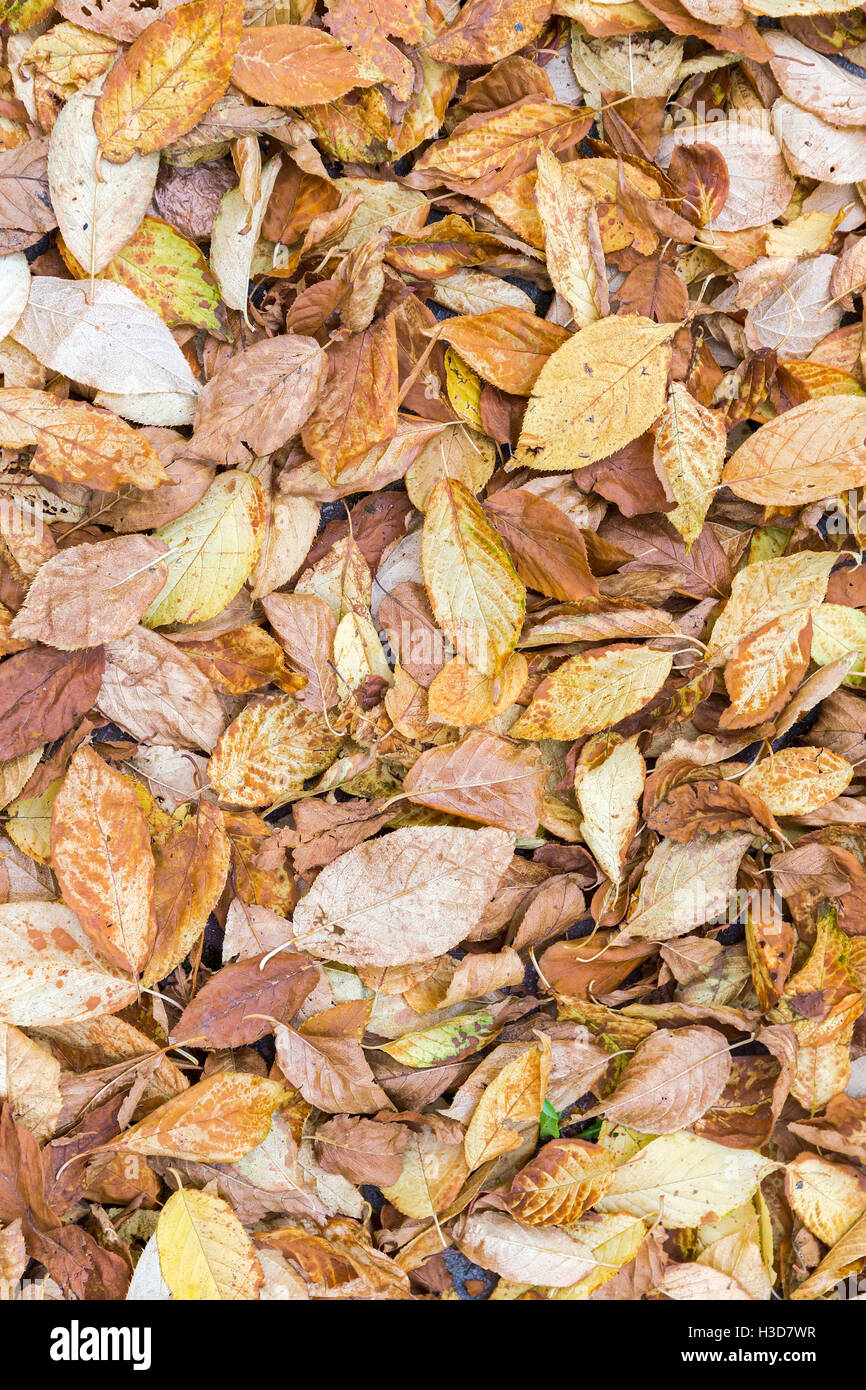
(4, 0, 866, 1306)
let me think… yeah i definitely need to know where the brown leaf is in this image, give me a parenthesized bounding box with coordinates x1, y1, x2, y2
(190, 336, 327, 467)
(586, 1026, 732, 1134)
(0, 646, 105, 761)
(301, 317, 399, 483)
(403, 730, 545, 834)
(172, 952, 318, 1048)
(314, 1114, 408, 1186)
(10, 535, 168, 650)
(275, 1004, 393, 1114)
(483, 487, 599, 601)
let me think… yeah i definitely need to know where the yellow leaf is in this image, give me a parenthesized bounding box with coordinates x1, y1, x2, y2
(653, 383, 726, 549)
(207, 695, 341, 808)
(381, 1128, 469, 1218)
(405, 423, 496, 512)
(706, 550, 837, 665)
(550, 1213, 649, 1299)
(60, 216, 223, 334)
(514, 314, 677, 470)
(534, 146, 609, 328)
(22, 21, 118, 94)
(511, 643, 673, 740)
(94, 0, 244, 163)
(722, 397, 866, 505)
(785, 1152, 866, 1249)
(144, 471, 266, 628)
(740, 747, 853, 817)
(422, 475, 525, 677)
(444, 345, 484, 429)
(594, 1131, 778, 1226)
(811, 603, 866, 686)
(156, 1188, 262, 1300)
(464, 1036, 551, 1170)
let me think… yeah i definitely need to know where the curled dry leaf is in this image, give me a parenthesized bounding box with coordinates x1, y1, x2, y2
(464, 1036, 550, 1170)
(48, 87, 158, 278)
(505, 1137, 616, 1226)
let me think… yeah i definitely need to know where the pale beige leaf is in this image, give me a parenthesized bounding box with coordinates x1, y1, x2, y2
(290, 825, 514, 967)
(0, 1020, 61, 1141)
(657, 120, 794, 232)
(48, 87, 158, 277)
(210, 154, 281, 318)
(773, 99, 866, 185)
(0, 902, 137, 1026)
(575, 735, 645, 886)
(767, 32, 866, 129)
(13, 277, 199, 397)
(620, 833, 753, 943)
(457, 1210, 596, 1288)
(0, 255, 29, 342)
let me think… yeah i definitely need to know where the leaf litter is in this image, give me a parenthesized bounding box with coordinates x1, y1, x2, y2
(2, 0, 866, 1307)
